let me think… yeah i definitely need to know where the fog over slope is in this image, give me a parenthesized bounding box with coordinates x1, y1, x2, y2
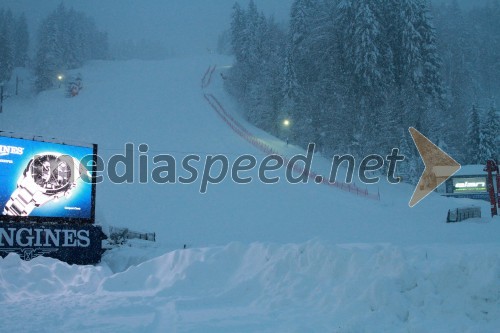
(1, 0, 293, 55)
(4, 0, 488, 56)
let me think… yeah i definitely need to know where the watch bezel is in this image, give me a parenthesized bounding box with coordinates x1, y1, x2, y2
(25, 153, 75, 195)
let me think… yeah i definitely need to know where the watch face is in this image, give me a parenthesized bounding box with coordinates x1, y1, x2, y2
(29, 155, 72, 193)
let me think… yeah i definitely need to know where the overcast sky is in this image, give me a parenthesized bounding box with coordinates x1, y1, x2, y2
(1, 0, 487, 56)
(1, 0, 292, 55)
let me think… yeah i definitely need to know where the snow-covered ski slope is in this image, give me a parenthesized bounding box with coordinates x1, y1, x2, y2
(1, 55, 499, 332)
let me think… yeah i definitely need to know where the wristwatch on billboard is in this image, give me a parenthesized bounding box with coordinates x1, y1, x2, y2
(2, 153, 89, 217)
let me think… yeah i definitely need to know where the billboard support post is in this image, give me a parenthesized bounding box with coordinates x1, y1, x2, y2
(484, 160, 499, 217)
(496, 160, 500, 215)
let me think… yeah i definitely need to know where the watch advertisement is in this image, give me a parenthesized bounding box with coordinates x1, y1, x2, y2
(0, 134, 96, 223)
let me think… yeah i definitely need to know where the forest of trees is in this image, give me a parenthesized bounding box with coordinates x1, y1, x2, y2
(0, 4, 108, 93)
(0, 9, 29, 84)
(225, 0, 500, 182)
(34, 3, 108, 91)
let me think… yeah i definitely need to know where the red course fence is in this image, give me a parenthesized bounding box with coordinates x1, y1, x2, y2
(202, 65, 380, 201)
(201, 65, 216, 89)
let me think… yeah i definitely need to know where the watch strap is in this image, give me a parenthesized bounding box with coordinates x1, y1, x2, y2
(2, 177, 38, 216)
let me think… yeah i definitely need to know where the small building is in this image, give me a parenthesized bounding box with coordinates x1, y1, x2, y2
(438, 165, 491, 201)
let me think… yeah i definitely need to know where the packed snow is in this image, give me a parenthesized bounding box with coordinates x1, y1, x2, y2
(1, 55, 499, 332)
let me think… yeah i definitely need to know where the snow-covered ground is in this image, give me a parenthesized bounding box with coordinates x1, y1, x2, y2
(1, 55, 499, 332)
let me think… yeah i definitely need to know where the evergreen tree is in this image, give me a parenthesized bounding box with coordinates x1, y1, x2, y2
(478, 103, 500, 163)
(398, 128, 420, 184)
(470, 1, 500, 97)
(289, 0, 320, 90)
(416, 0, 443, 98)
(0, 9, 14, 84)
(288, 0, 322, 146)
(383, 0, 420, 91)
(13, 13, 29, 67)
(34, 3, 108, 92)
(244, 0, 260, 71)
(35, 9, 63, 91)
(466, 105, 481, 164)
(352, 1, 382, 96)
(282, 48, 299, 106)
(335, 1, 378, 155)
(433, 1, 472, 163)
(230, 2, 246, 63)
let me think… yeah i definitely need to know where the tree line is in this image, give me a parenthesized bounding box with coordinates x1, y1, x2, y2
(224, 0, 499, 182)
(34, 3, 108, 91)
(0, 9, 29, 84)
(0, 3, 108, 92)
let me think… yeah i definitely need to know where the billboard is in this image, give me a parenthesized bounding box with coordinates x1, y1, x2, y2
(0, 222, 106, 264)
(0, 134, 97, 223)
(452, 176, 487, 194)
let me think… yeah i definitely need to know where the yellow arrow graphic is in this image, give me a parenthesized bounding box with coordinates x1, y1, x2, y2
(408, 127, 461, 207)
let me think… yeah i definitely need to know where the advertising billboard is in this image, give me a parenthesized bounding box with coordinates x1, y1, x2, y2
(0, 134, 97, 223)
(0, 222, 106, 264)
(452, 176, 488, 194)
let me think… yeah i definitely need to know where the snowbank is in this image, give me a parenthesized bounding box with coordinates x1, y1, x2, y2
(1, 241, 499, 332)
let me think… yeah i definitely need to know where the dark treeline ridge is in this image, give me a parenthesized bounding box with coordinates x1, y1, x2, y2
(34, 3, 108, 91)
(224, 0, 499, 182)
(0, 3, 108, 92)
(0, 9, 29, 83)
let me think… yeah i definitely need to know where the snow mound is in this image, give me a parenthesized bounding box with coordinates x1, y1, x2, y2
(0, 253, 109, 301)
(2, 242, 499, 332)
